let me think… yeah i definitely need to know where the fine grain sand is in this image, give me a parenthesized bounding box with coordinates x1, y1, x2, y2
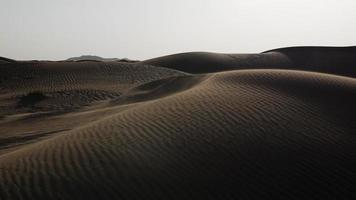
(0, 46, 355, 199)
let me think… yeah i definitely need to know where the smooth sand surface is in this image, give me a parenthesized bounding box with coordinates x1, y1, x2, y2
(141, 46, 356, 77)
(0, 47, 355, 199)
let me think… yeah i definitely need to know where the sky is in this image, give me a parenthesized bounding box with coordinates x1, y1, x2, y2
(1, 0, 356, 60)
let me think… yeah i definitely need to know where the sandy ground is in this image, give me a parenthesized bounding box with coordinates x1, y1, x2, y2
(0, 47, 355, 199)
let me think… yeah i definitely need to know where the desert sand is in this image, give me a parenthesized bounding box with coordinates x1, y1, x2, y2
(0, 46, 355, 199)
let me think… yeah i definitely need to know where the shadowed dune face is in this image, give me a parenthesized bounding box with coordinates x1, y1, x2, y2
(1, 47, 356, 199)
(140, 46, 356, 77)
(141, 52, 292, 73)
(265, 46, 356, 77)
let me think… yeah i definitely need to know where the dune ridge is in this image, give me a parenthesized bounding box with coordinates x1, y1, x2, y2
(141, 46, 356, 77)
(0, 47, 356, 199)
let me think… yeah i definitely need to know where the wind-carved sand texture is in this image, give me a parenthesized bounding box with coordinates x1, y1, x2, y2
(0, 46, 355, 199)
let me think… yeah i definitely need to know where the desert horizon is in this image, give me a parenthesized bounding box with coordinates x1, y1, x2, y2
(1, 0, 356, 199)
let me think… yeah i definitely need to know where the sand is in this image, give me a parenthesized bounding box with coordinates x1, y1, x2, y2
(141, 46, 356, 77)
(0, 47, 355, 199)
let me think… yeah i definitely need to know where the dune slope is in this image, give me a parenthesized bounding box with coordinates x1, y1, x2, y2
(0, 61, 186, 155)
(0, 69, 355, 199)
(0, 61, 185, 114)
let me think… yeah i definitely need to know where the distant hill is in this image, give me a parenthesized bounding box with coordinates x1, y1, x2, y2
(140, 46, 356, 77)
(66, 55, 138, 63)
(0, 56, 16, 63)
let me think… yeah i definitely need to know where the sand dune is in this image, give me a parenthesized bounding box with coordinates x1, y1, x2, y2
(140, 46, 356, 77)
(0, 61, 185, 114)
(0, 56, 15, 64)
(265, 46, 356, 77)
(141, 51, 291, 73)
(0, 61, 185, 155)
(1, 47, 356, 199)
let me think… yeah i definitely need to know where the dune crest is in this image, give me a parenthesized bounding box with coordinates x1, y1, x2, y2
(141, 46, 356, 77)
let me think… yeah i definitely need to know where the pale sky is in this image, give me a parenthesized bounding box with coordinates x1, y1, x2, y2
(1, 0, 355, 60)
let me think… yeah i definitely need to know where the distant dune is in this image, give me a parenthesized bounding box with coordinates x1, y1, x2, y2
(141, 46, 356, 77)
(0, 61, 184, 116)
(0, 56, 15, 64)
(141, 52, 291, 73)
(0, 46, 355, 199)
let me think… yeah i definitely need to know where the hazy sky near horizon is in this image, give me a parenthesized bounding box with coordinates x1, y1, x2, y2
(1, 0, 355, 60)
